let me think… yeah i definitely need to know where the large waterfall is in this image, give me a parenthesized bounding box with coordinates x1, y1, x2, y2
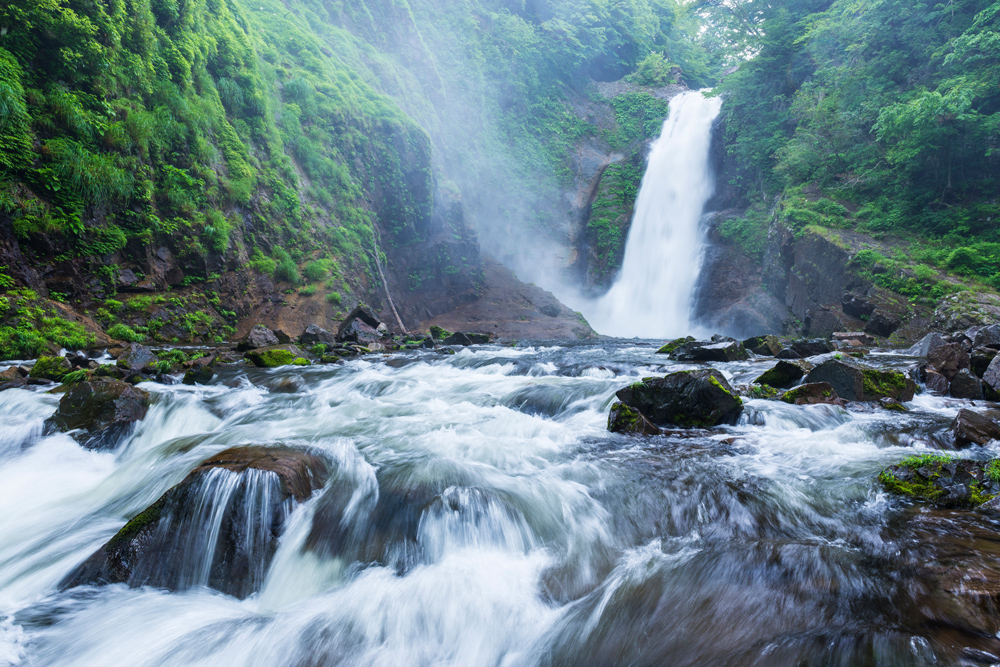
(581, 91, 723, 339)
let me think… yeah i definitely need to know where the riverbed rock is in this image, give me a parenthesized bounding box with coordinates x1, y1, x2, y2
(879, 457, 1000, 508)
(950, 369, 983, 400)
(865, 310, 902, 337)
(775, 348, 802, 359)
(804, 358, 916, 402)
(182, 356, 216, 385)
(337, 306, 385, 343)
(952, 409, 1000, 448)
(607, 402, 662, 435)
(924, 368, 950, 395)
(982, 355, 1000, 400)
(28, 356, 72, 381)
(754, 360, 807, 389)
(237, 325, 279, 351)
(971, 347, 998, 378)
(973, 324, 1000, 350)
(672, 340, 749, 362)
(115, 344, 157, 372)
(44, 379, 150, 449)
(927, 343, 970, 381)
(780, 382, 845, 406)
(906, 332, 949, 357)
(244, 344, 303, 368)
(790, 339, 835, 358)
(613, 370, 743, 428)
(62, 445, 329, 598)
(842, 293, 876, 319)
(833, 332, 875, 346)
(742, 335, 782, 357)
(656, 337, 694, 355)
(298, 324, 336, 346)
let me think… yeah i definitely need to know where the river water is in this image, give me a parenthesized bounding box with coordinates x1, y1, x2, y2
(2, 342, 1000, 666)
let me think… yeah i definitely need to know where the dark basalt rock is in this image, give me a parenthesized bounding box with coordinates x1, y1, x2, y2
(442, 332, 492, 346)
(115, 344, 157, 372)
(62, 446, 329, 598)
(754, 360, 807, 389)
(237, 325, 279, 351)
(971, 347, 998, 378)
(742, 335, 782, 357)
(182, 355, 216, 386)
(950, 369, 983, 400)
(671, 340, 749, 362)
(780, 382, 844, 406)
(924, 368, 950, 395)
(789, 339, 835, 358)
(952, 409, 1000, 449)
(927, 343, 970, 381)
(337, 306, 386, 343)
(298, 324, 336, 346)
(865, 310, 902, 338)
(805, 358, 916, 402)
(973, 324, 1000, 350)
(613, 370, 743, 428)
(607, 402, 662, 435)
(842, 293, 876, 319)
(982, 355, 1000, 400)
(44, 379, 150, 449)
(775, 348, 802, 359)
(879, 457, 999, 508)
(906, 332, 949, 357)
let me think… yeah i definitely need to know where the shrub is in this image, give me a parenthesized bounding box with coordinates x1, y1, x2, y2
(106, 323, 144, 342)
(302, 259, 331, 282)
(272, 247, 300, 285)
(249, 248, 276, 277)
(326, 291, 342, 305)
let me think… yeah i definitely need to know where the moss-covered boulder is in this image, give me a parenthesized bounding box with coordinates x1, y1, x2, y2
(780, 382, 844, 406)
(62, 445, 329, 598)
(44, 379, 150, 449)
(607, 402, 662, 435)
(28, 356, 72, 381)
(613, 370, 743, 428)
(244, 345, 302, 368)
(671, 340, 749, 362)
(754, 360, 808, 389)
(805, 358, 915, 402)
(429, 325, 451, 340)
(656, 336, 695, 355)
(742, 335, 783, 357)
(878, 455, 1000, 508)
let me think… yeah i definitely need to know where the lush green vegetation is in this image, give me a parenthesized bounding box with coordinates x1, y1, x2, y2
(709, 0, 1000, 273)
(0, 288, 94, 360)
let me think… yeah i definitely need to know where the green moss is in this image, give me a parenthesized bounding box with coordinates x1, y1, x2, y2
(429, 325, 451, 340)
(746, 384, 779, 399)
(309, 344, 327, 355)
(291, 357, 310, 366)
(862, 369, 907, 397)
(61, 369, 90, 384)
(608, 402, 641, 432)
(29, 356, 71, 381)
(877, 468, 946, 502)
(105, 494, 168, 553)
(707, 375, 742, 404)
(107, 323, 144, 342)
(245, 348, 295, 367)
(656, 336, 694, 355)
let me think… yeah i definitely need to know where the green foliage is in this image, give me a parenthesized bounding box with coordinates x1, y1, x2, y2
(718, 207, 771, 259)
(106, 323, 144, 342)
(302, 259, 331, 283)
(626, 53, 678, 87)
(272, 247, 300, 285)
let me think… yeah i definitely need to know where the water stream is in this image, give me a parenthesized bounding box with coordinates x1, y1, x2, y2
(2, 344, 1000, 665)
(580, 91, 723, 339)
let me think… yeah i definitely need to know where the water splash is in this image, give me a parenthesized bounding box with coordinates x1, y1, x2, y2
(581, 90, 723, 338)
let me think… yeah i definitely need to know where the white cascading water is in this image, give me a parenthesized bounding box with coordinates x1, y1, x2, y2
(581, 90, 723, 339)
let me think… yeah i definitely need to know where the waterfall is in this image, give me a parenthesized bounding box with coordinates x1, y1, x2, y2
(581, 90, 723, 339)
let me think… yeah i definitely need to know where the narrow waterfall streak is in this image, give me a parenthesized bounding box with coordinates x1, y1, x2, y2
(581, 91, 723, 339)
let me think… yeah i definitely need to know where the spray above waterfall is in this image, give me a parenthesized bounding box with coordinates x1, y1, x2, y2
(578, 91, 723, 339)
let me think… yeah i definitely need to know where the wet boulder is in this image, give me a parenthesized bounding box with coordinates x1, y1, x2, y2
(613, 370, 743, 428)
(442, 332, 492, 346)
(971, 347, 998, 378)
(906, 333, 949, 357)
(927, 343, 970, 381)
(0, 366, 22, 382)
(62, 446, 329, 598)
(182, 355, 216, 385)
(754, 360, 808, 389)
(973, 324, 1000, 350)
(244, 344, 304, 368)
(842, 293, 876, 319)
(298, 324, 336, 346)
(864, 310, 902, 338)
(28, 356, 72, 381)
(671, 340, 749, 362)
(742, 335, 783, 357)
(982, 355, 1000, 400)
(775, 348, 802, 360)
(924, 368, 950, 395)
(805, 358, 916, 402)
(656, 336, 694, 355)
(337, 306, 386, 344)
(607, 402, 662, 435)
(44, 379, 150, 449)
(789, 339, 835, 358)
(952, 409, 1000, 449)
(950, 369, 983, 400)
(780, 382, 845, 406)
(879, 456, 999, 508)
(115, 344, 157, 372)
(237, 325, 279, 351)
(429, 325, 451, 340)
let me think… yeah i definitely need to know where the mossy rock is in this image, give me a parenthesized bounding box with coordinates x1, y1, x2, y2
(607, 402, 661, 435)
(244, 345, 302, 368)
(780, 382, 843, 406)
(291, 357, 310, 366)
(878, 456, 1000, 508)
(29, 356, 72, 381)
(656, 336, 694, 355)
(429, 325, 451, 340)
(754, 360, 807, 389)
(614, 370, 743, 428)
(805, 358, 915, 402)
(745, 384, 780, 399)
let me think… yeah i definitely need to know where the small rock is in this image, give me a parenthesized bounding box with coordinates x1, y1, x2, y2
(879, 457, 998, 508)
(0, 366, 22, 382)
(780, 382, 845, 406)
(754, 360, 807, 389)
(613, 370, 743, 428)
(237, 325, 280, 351)
(182, 357, 216, 385)
(116, 344, 157, 372)
(950, 369, 983, 400)
(742, 335, 782, 357)
(832, 332, 875, 346)
(842, 293, 876, 319)
(775, 348, 802, 359)
(879, 397, 909, 411)
(298, 324, 336, 346)
(656, 336, 695, 355)
(673, 340, 748, 362)
(442, 332, 473, 346)
(607, 402, 661, 435)
(973, 324, 1000, 350)
(952, 409, 1000, 448)
(790, 339, 835, 358)
(44, 379, 150, 449)
(924, 368, 950, 395)
(337, 306, 385, 343)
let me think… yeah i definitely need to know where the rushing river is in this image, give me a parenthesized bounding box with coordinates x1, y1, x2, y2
(2, 341, 1000, 666)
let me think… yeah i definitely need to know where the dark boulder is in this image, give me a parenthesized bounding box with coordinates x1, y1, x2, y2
(673, 340, 748, 362)
(182, 356, 216, 386)
(656, 336, 694, 355)
(441, 332, 492, 346)
(754, 360, 807, 389)
(950, 369, 983, 400)
(115, 344, 157, 372)
(429, 325, 451, 340)
(44, 379, 150, 449)
(805, 358, 916, 402)
(879, 397, 909, 412)
(905, 333, 949, 357)
(607, 402, 662, 435)
(864, 310, 902, 338)
(842, 293, 876, 319)
(833, 332, 875, 347)
(982, 355, 1000, 400)
(237, 325, 279, 351)
(613, 370, 743, 428)
(298, 324, 336, 346)
(879, 457, 999, 508)
(0, 366, 21, 382)
(780, 382, 845, 407)
(952, 409, 1000, 448)
(926, 343, 970, 381)
(742, 335, 782, 357)
(971, 347, 998, 378)
(776, 348, 802, 360)
(337, 306, 386, 343)
(924, 368, 950, 395)
(62, 446, 329, 598)
(973, 324, 1000, 350)
(28, 356, 72, 381)
(790, 339, 835, 358)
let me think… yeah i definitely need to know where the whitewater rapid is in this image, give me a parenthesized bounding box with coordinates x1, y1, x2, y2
(579, 90, 723, 339)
